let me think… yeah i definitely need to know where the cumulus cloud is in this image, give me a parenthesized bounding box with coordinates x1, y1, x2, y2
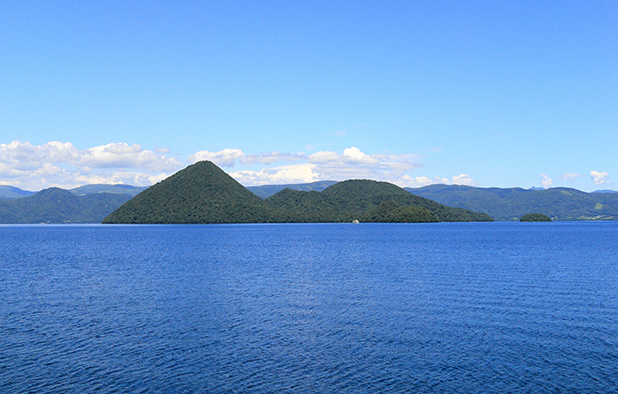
(541, 174, 553, 188)
(223, 146, 446, 187)
(186, 146, 424, 186)
(230, 164, 319, 185)
(241, 152, 305, 165)
(557, 173, 582, 182)
(399, 175, 450, 188)
(307, 150, 339, 164)
(342, 147, 379, 165)
(188, 149, 244, 168)
(590, 171, 609, 185)
(0, 141, 183, 190)
(303, 147, 421, 183)
(1, 141, 475, 192)
(452, 174, 476, 186)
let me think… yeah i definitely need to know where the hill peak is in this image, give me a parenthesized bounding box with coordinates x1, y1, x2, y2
(103, 161, 271, 224)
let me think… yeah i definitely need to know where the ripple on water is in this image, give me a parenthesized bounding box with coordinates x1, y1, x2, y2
(0, 222, 617, 393)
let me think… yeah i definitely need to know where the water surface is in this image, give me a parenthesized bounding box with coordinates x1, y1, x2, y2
(1, 222, 617, 393)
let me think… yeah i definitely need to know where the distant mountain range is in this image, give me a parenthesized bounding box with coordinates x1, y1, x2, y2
(1, 173, 617, 223)
(0, 188, 134, 224)
(0, 184, 147, 223)
(103, 161, 491, 224)
(0, 184, 146, 200)
(0, 185, 36, 200)
(405, 184, 618, 221)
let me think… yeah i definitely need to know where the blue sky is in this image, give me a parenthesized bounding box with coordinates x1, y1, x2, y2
(1, 1, 616, 191)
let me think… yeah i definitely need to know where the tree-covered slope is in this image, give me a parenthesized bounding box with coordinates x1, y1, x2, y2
(103, 163, 492, 224)
(520, 213, 552, 222)
(247, 181, 337, 199)
(321, 180, 493, 222)
(102, 161, 277, 224)
(264, 189, 342, 222)
(406, 184, 618, 220)
(266, 180, 493, 222)
(0, 188, 132, 223)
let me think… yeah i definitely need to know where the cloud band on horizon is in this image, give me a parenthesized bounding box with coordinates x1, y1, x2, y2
(1, 140, 611, 192)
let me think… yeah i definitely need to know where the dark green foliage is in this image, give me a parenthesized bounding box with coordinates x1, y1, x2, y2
(0, 188, 132, 223)
(265, 189, 340, 222)
(103, 161, 278, 224)
(104, 162, 492, 224)
(318, 180, 491, 222)
(387, 207, 439, 223)
(248, 181, 337, 199)
(361, 201, 438, 223)
(407, 184, 618, 221)
(361, 200, 403, 222)
(520, 213, 552, 222)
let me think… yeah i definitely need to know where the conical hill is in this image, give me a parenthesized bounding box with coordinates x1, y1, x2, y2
(102, 161, 274, 224)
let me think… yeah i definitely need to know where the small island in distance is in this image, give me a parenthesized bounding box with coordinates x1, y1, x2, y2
(520, 213, 552, 222)
(103, 161, 493, 224)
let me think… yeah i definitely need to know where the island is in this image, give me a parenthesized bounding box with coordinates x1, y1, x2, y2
(102, 161, 494, 224)
(520, 213, 552, 222)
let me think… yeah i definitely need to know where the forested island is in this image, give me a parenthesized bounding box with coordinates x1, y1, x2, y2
(520, 213, 552, 222)
(103, 161, 493, 224)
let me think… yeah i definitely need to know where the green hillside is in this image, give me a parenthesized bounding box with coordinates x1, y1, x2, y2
(0, 188, 132, 223)
(103, 161, 493, 224)
(103, 161, 277, 224)
(247, 181, 337, 199)
(267, 179, 493, 222)
(406, 184, 618, 221)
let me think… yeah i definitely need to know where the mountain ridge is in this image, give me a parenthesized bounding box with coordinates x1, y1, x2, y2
(406, 184, 618, 221)
(3, 174, 617, 223)
(0, 188, 133, 223)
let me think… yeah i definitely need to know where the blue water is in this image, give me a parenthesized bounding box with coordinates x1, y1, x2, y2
(1, 222, 617, 393)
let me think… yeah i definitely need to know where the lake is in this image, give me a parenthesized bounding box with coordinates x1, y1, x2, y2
(1, 222, 617, 393)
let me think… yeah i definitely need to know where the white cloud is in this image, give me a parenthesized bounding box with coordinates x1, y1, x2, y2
(0, 141, 182, 190)
(1, 141, 476, 192)
(308, 150, 340, 164)
(452, 174, 476, 186)
(557, 173, 582, 182)
(188, 148, 244, 167)
(590, 171, 609, 185)
(226, 146, 436, 187)
(306, 147, 416, 182)
(541, 174, 553, 188)
(399, 175, 450, 188)
(342, 147, 379, 165)
(230, 163, 319, 185)
(77, 143, 181, 171)
(240, 152, 305, 165)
